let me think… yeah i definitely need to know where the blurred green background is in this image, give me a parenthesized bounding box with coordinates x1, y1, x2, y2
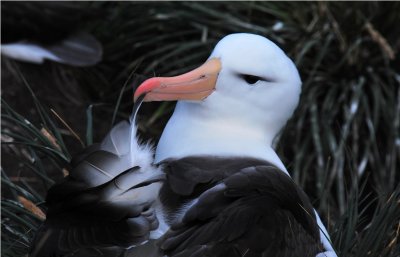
(1, 2, 399, 257)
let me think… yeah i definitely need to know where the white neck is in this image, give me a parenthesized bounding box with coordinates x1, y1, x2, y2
(155, 102, 288, 174)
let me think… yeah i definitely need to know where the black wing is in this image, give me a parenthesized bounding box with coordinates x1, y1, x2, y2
(159, 165, 323, 257)
(30, 121, 164, 257)
(159, 156, 271, 224)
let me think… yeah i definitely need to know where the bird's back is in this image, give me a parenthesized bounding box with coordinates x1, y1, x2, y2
(155, 157, 323, 257)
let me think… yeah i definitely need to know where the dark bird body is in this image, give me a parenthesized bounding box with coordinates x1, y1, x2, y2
(156, 157, 323, 257)
(31, 154, 323, 257)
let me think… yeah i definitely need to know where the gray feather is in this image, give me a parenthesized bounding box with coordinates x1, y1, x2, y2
(31, 96, 164, 257)
(46, 32, 102, 66)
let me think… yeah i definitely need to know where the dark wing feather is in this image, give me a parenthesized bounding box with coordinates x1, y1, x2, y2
(31, 168, 162, 257)
(160, 165, 323, 257)
(162, 157, 270, 196)
(160, 157, 271, 224)
(30, 121, 163, 257)
(45, 32, 102, 67)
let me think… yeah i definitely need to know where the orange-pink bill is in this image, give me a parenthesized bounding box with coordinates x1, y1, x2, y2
(134, 58, 221, 102)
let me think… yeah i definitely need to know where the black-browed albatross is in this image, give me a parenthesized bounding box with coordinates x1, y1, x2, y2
(31, 33, 337, 257)
(134, 33, 337, 257)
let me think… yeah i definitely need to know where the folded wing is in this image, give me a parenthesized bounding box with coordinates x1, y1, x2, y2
(30, 121, 163, 257)
(160, 165, 323, 257)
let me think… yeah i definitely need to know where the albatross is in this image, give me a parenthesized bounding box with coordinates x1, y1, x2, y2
(31, 33, 337, 257)
(134, 33, 337, 257)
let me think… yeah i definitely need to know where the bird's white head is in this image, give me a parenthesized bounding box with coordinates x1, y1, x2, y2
(134, 33, 301, 171)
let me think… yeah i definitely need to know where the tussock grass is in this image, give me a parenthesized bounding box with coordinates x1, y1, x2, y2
(1, 2, 399, 257)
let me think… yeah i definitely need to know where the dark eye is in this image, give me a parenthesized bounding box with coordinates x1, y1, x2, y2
(242, 74, 262, 85)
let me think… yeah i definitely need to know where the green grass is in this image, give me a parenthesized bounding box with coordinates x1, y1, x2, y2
(1, 2, 399, 257)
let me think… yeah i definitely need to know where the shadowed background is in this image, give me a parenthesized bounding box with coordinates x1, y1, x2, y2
(1, 2, 399, 257)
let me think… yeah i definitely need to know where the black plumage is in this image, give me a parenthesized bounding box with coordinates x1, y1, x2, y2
(156, 157, 323, 257)
(30, 119, 163, 257)
(159, 157, 271, 224)
(32, 152, 323, 257)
